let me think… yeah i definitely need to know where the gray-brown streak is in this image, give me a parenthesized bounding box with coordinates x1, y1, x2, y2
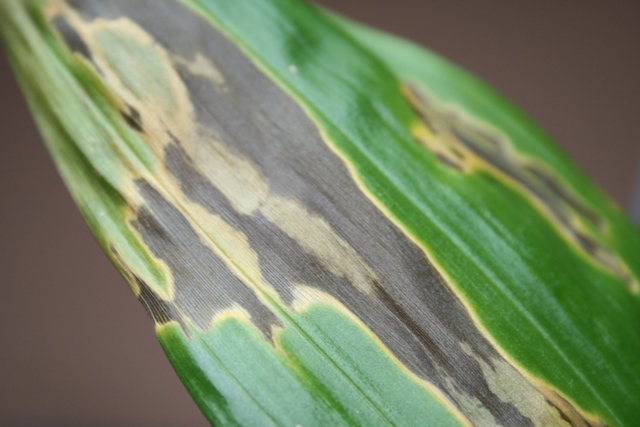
(405, 86, 630, 290)
(62, 0, 578, 425)
(132, 181, 281, 338)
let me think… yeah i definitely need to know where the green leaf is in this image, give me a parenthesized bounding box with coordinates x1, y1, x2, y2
(1, 0, 638, 426)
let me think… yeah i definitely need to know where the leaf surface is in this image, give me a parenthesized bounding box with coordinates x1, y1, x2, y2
(1, 0, 639, 426)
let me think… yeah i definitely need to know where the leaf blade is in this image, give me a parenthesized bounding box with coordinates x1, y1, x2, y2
(2, 0, 639, 426)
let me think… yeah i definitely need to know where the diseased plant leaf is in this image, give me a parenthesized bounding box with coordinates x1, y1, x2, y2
(1, 0, 639, 426)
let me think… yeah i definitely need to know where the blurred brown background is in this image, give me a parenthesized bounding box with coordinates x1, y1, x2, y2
(1, 1, 638, 426)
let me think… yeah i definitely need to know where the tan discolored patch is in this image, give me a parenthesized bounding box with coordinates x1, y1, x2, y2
(179, 201, 264, 288)
(261, 194, 379, 295)
(172, 52, 230, 93)
(46, 1, 194, 154)
(440, 374, 499, 427)
(403, 83, 638, 293)
(460, 342, 604, 427)
(540, 387, 607, 427)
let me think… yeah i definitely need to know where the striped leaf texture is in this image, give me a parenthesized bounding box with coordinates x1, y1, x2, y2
(2, 0, 639, 425)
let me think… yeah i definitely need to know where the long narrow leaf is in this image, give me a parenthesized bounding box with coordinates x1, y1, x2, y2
(1, 1, 639, 426)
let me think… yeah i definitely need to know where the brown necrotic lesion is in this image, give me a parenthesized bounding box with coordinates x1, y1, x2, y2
(403, 83, 637, 293)
(120, 103, 144, 132)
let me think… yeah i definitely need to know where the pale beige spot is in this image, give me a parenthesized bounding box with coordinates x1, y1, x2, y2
(440, 374, 498, 427)
(261, 196, 377, 294)
(183, 129, 270, 215)
(172, 52, 229, 93)
(180, 201, 264, 286)
(460, 342, 584, 426)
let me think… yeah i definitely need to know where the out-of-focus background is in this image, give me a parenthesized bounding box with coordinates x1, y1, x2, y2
(1, 1, 638, 425)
